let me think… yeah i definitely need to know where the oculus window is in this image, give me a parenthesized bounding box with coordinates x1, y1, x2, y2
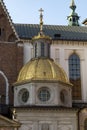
(18, 88, 29, 103)
(38, 87, 50, 102)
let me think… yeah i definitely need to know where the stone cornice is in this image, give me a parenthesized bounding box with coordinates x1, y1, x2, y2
(13, 106, 78, 112)
(52, 40, 87, 46)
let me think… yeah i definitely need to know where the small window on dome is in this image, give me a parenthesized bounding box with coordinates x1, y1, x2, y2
(18, 88, 29, 104)
(38, 87, 50, 102)
(41, 42, 44, 56)
(35, 43, 37, 57)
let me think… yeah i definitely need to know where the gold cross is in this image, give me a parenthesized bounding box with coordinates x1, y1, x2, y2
(39, 8, 44, 14)
(39, 8, 44, 32)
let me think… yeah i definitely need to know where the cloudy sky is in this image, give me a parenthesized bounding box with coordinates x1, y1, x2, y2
(3, 0, 87, 25)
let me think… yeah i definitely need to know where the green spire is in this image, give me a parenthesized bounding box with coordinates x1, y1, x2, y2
(70, 0, 76, 11)
(67, 0, 80, 26)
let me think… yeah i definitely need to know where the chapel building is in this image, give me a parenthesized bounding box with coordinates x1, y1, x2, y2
(0, 0, 87, 130)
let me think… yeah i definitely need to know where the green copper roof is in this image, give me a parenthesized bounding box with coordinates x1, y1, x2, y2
(14, 23, 87, 41)
(67, 0, 79, 26)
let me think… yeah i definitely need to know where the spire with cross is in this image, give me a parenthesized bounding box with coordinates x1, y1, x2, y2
(39, 8, 44, 33)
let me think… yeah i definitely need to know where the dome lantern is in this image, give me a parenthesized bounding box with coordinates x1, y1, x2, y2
(32, 8, 51, 59)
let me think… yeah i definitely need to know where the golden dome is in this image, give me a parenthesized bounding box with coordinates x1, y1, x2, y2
(16, 58, 70, 84)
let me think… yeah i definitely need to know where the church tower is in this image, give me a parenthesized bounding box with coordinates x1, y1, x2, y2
(67, 0, 80, 26)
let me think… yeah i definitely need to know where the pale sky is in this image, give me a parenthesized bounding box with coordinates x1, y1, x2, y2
(3, 0, 87, 25)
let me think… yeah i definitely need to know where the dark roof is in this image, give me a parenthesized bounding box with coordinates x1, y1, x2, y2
(14, 24, 87, 41)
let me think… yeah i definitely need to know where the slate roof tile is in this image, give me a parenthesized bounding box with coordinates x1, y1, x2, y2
(14, 24, 87, 41)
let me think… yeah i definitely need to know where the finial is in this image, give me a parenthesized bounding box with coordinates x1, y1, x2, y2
(70, 0, 76, 11)
(39, 8, 44, 33)
(12, 108, 17, 121)
(71, 0, 75, 6)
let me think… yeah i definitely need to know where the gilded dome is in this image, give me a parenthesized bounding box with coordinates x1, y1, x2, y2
(17, 58, 70, 84)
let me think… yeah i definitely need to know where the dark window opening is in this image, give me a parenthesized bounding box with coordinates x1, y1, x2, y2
(73, 18, 76, 22)
(54, 34, 61, 38)
(48, 44, 50, 57)
(69, 53, 81, 100)
(0, 28, 5, 37)
(70, 18, 72, 21)
(41, 42, 44, 56)
(35, 43, 37, 57)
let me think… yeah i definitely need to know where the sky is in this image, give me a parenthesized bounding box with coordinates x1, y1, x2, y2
(3, 0, 87, 25)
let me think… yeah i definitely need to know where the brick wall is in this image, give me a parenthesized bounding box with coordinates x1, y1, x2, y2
(0, 42, 23, 105)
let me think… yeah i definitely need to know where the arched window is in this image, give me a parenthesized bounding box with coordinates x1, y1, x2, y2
(84, 119, 87, 130)
(73, 17, 76, 22)
(41, 42, 44, 56)
(0, 71, 9, 104)
(69, 53, 81, 100)
(35, 43, 37, 58)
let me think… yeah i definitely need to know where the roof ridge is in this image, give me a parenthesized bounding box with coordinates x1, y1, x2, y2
(14, 23, 69, 27)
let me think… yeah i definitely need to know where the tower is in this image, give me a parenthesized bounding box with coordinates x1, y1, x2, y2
(67, 0, 80, 26)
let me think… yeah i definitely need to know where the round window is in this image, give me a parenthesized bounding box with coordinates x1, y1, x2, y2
(38, 87, 50, 102)
(18, 88, 29, 103)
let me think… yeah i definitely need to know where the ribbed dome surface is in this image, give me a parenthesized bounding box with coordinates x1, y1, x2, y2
(17, 58, 70, 84)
